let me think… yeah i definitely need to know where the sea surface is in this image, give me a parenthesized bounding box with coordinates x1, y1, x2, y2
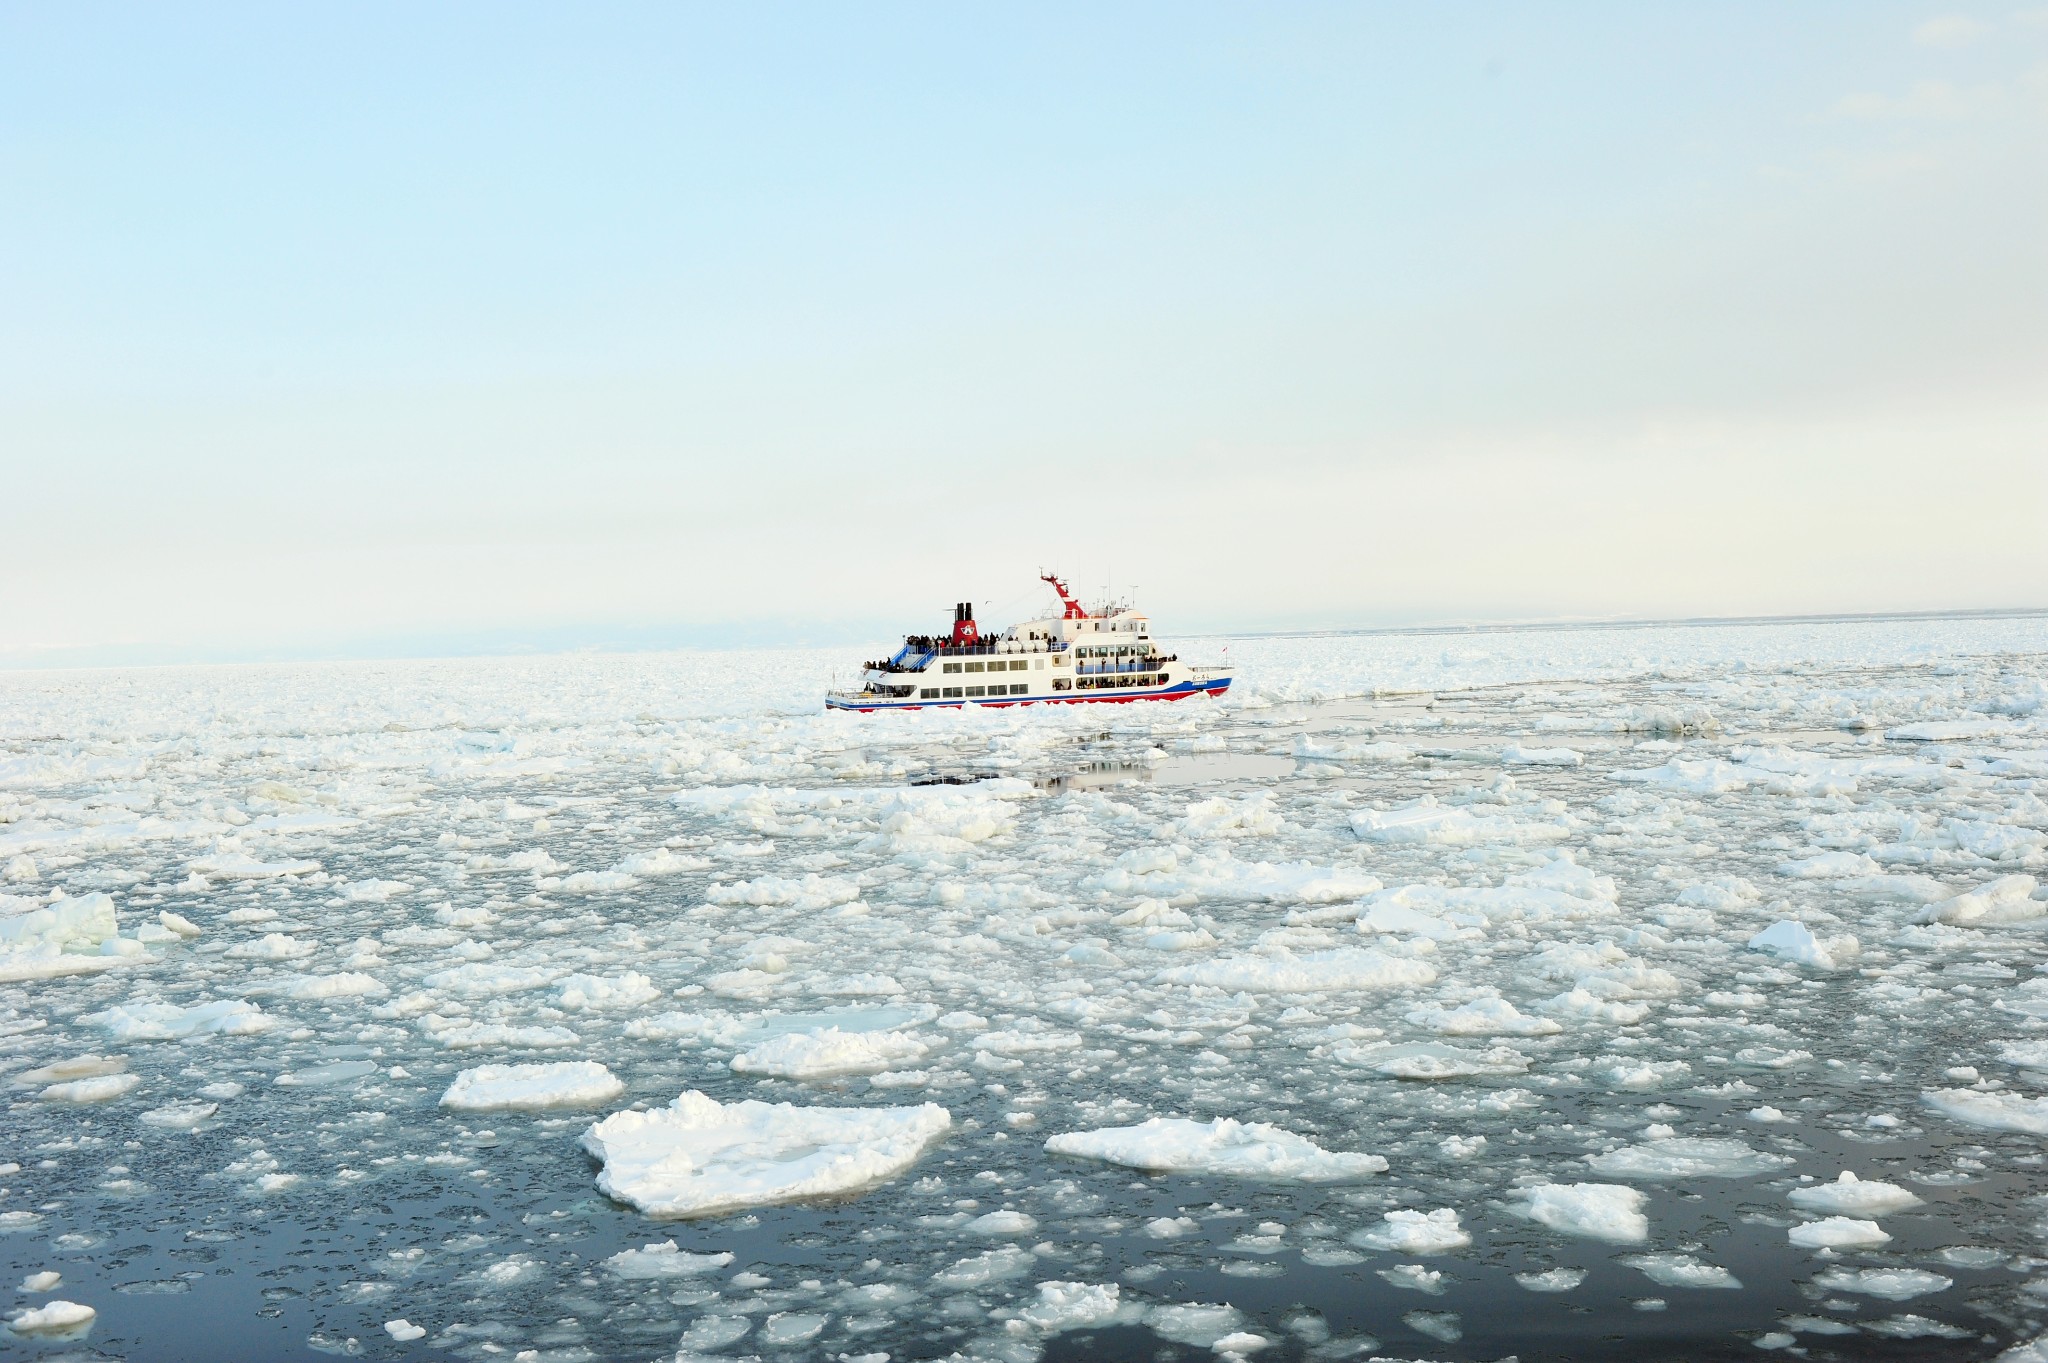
(4, 614, 2048, 1362)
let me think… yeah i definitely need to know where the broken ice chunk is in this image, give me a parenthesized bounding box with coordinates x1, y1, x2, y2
(580, 1090, 949, 1217)
(1916, 874, 2041, 927)
(1335, 1041, 1531, 1079)
(1810, 1267, 1951, 1301)
(729, 1028, 929, 1079)
(1922, 1088, 2048, 1135)
(1514, 1267, 1586, 1292)
(1348, 1208, 1470, 1254)
(1619, 1253, 1741, 1289)
(139, 1101, 218, 1129)
(440, 1062, 625, 1112)
(1788, 1172, 1922, 1216)
(1406, 995, 1561, 1037)
(1044, 1117, 1386, 1181)
(8, 1299, 96, 1337)
(602, 1240, 734, 1279)
(1747, 921, 1856, 970)
(1788, 1217, 1890, 1249)
(86, 998, 275, 1041)
(1511, 1183, 1649, 1242)
(1586, 1136, 1792, 1180)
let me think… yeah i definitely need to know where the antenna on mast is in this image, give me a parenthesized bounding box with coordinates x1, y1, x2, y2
(1039, 571, 1089, 620)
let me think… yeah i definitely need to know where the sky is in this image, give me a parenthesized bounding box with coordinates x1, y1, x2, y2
(2, 3, 2044, 665)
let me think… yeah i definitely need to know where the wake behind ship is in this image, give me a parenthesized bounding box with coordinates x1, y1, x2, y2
(825, 575, 1232, 712)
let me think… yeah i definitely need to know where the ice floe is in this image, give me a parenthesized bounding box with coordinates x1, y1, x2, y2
(1923, 1087, 2048, 1135)
(1348, 1208, 1470, 1254)
(1515, 1267, 1587, 1292)
(1585, 1136, 1793, 1180)
(1788, 1172, 1923, 1216)
(730, 1027, 930, 1079)
(1747, 920, 1858, 969)
(1511, 1183, 1650, 1242)
(440, 1061, 625, 1111)
(1918, 874, 2042, 926)
(1334, 1040, 1531, 1079)
(1789, 1217, 1891, 1249)
(86, 999, 275, 1041)
(7, 1299, 96, 1337)
(602, 1240, 734, 1279)
(1351, 794, 1572, 846)
(1620, 1253, 1741, 1289)
(1044, 1117, 1386, 1181)
(1811, 1267, 1952, 1301)
(580, 1091, 950, 1217)
(1405, 995, 1562, 1037)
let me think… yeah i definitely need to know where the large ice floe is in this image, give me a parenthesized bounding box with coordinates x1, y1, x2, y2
(1044, 1116, 1387, 1180)
(440, 1061, 625, 1111)
(1511, 1183, 1651, 1242)
(580, 1090, 951, 1217)
(728, 1026, 930, 1078)
(4, 616, 2048, 1361)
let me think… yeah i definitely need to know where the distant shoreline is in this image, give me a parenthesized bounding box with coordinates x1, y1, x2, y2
(1185, 604, 2048, 643)
(4, 604, 2043, 674)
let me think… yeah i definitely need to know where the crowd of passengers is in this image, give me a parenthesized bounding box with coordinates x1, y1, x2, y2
(863, 637, 1183, 674)
(865, 634, 1065, 671)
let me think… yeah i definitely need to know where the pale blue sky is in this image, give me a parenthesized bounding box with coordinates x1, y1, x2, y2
(3, 4, 2044, 663)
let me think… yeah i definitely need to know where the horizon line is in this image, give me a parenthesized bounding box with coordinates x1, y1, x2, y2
(2, 602, 2044, 676)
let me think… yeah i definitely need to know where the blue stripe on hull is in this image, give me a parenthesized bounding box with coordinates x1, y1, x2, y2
(825, 678, 1232, 713)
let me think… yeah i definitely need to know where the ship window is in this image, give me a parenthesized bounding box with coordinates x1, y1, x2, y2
(965, 685, 985, 697)
(1033, 658, 1043, 669)
(964, 661, 984, 673)
(1052, 678, 1070, 691)
(942, 662, 960, 674)
(1009, 659, 1025, 671)
(920, 688, 938, 699)
(1009, 683, 1027, 695)
(943, 687, 963, 698)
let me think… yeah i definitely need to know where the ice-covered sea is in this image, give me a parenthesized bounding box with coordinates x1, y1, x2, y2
(5, 615, 2048, 1363)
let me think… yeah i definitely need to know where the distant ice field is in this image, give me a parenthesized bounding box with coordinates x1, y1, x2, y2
(2, 613, 2047, 1362)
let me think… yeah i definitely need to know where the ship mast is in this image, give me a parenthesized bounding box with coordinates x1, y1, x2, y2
(1039, 572, 1090, 621)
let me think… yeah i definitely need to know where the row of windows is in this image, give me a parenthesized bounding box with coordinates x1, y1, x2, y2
(940, 658, 1035, 674)
(903, 674, 1173, 700)
(920, 683, 1032, 699)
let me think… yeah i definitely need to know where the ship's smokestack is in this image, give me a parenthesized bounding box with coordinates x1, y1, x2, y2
(948, 600, 980, 646)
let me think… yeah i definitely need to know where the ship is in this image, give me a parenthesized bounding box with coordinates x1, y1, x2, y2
(825, 575, 1233, 712)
